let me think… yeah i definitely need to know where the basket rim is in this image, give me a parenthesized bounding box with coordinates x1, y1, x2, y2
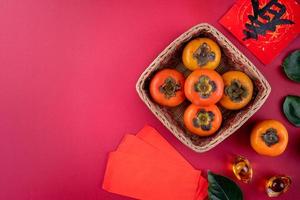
(136, 22, 271, 152)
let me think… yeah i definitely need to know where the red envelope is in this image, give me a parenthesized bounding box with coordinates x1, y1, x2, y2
(136, 125, 194, 170)
(117, 134, 193, 170)
(195, 176, 209, 200)
(102, 152, 201, 200)
(219, 0, 300, 64)
(102, 125, 208, 200)
(136, 126, 208, 199)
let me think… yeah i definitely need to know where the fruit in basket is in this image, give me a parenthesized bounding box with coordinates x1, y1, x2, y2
(220, 71, 253, 110)
(250, 120, 288, 157)
(149, 69, 185, 107)
(184, 104, 222, 136)
(182, 38, 221, 70)
(184, 69, 224, 106)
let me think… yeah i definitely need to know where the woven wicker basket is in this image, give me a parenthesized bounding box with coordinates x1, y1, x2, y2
(136, 23, 271, 152)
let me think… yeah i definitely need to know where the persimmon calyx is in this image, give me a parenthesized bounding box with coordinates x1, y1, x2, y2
(193, 42, 216, 66)
(194, 75, 216, 99)
(225, 80, 248, 102)
(261, 128, 279, 147)
(159, 77, 181, 99)
(192, 109, 215, 131)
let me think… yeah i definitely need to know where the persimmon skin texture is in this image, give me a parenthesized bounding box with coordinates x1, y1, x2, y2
(184, 104, 222, 136)
(220, 71, 253, 110)
(182, 38, 221, 70)
(184, 69, 224, 106)
(250, 120, 288, 157)
(150, 69, 185, 107)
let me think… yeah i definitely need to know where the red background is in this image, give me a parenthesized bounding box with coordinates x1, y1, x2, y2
(0, 0, 299, 199)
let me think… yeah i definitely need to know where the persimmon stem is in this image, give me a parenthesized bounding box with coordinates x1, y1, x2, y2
(159, 77, 181, 99)
(193, 42, 215, 66)
(192, 109, 215, 131)
(194, 75, 216, 99)
(261, 128, 279, 147)
(225, 80, 248, 102)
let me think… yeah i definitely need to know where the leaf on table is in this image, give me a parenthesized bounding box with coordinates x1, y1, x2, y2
(283, 95, 300, 127)
(208, 171, 243, 200)
(282, 50, 300, 83)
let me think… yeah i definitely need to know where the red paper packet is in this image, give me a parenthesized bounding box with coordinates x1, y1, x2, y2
(136, 125, 194, 170)
(219, 0, 300, 64)
(117, 134, 193, 170)
(117, 134, 208, 199)
(136, 126, 208, 199)
(102, 126, 208, 200)
(102, 152, 201, 200)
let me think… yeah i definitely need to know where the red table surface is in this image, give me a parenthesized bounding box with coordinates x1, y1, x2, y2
(0, 0, 299, 199)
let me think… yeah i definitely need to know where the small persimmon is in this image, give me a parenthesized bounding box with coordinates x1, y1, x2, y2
(150, 69, 185, 107)
(184, 104, 222, 136)
(184, 69, 224, 106)
(220, 71, 253, 110)
(182, 38, 221, 70)
(250, 120, 288, 157)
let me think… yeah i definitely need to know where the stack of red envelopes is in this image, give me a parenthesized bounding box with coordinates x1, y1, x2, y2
(102, 125, 208, 200)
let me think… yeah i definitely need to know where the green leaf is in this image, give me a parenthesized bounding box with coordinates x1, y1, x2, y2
(283, 95, 300, 127)
(208, 171, 243, 200)
(282, 50, 300, 83)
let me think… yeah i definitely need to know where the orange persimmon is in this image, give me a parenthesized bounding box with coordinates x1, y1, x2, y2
(150, 69, 185, 107)
(220, 71, 253, 110)
(250, 120, 288, 157)
(182, 38, 221, 70)
(184, 69, 224, 106)
(184, 104, 222, 136)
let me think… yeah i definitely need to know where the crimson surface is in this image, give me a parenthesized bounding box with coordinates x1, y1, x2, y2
(0, 0, 299, 199)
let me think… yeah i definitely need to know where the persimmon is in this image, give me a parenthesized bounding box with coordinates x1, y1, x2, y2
(182, 38, 221, 70)
(184, 69, 224, 106)
(150, 69, 185, 107)
(220, 71, 253, 110)
(250, 120, 288, 157)
(184, 104, 222, 136)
